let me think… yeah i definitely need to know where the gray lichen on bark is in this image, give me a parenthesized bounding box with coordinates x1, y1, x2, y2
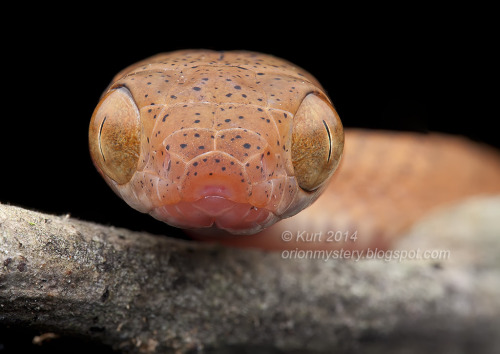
(1, 197, 500, 353)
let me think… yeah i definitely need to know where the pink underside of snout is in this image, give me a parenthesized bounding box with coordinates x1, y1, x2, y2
(150, 194, 277, 235)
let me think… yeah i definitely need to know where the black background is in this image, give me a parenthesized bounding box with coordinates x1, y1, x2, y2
(1, 7, 497, 353)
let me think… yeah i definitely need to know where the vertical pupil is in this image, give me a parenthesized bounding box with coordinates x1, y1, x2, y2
(99, 116, 107, 161)
(322, 120, 332, 162)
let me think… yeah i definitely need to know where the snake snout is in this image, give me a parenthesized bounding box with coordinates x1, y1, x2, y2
(152, 171, 277, 234)
(149, 196, 276, 234)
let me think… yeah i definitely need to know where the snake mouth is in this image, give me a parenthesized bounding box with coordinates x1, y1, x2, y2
(149, 196, 278, 235)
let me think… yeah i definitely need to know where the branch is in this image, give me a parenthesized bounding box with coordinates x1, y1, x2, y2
(1, 197, 500, 353)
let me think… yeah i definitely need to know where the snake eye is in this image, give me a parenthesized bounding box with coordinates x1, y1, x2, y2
(291, 93, 344, 191)
(89, 87, 140, 185)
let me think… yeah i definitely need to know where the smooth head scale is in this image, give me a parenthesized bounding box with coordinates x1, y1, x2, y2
(89, 50, 344, 234)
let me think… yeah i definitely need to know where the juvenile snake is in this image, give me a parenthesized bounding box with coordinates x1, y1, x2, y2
(89, 50, 500, 250)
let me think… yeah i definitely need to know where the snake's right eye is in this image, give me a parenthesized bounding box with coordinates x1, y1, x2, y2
(89, 87, 140, 185)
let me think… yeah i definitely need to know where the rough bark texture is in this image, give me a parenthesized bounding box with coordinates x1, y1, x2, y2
(1, 197, 500, 353)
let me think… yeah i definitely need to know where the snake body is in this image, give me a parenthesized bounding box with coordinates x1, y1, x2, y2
(89, 50, 500, 250)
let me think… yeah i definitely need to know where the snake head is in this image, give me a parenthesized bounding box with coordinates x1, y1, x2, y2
(88, 50, 344, 235)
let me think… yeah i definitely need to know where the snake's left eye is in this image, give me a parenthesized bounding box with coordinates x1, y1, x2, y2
(291, 93, 344, 191)
(89, 87, 140, 185)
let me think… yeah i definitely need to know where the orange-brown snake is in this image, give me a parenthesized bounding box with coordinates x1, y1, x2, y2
(89, 50, 500, 251)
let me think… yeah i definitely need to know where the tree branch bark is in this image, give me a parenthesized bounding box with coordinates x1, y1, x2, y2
(1, 197, 500, 353)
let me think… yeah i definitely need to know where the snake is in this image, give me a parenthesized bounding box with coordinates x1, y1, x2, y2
(89, 50, 500, 251)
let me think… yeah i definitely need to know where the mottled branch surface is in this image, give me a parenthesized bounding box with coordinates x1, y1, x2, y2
(1, 198, 500, 353)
